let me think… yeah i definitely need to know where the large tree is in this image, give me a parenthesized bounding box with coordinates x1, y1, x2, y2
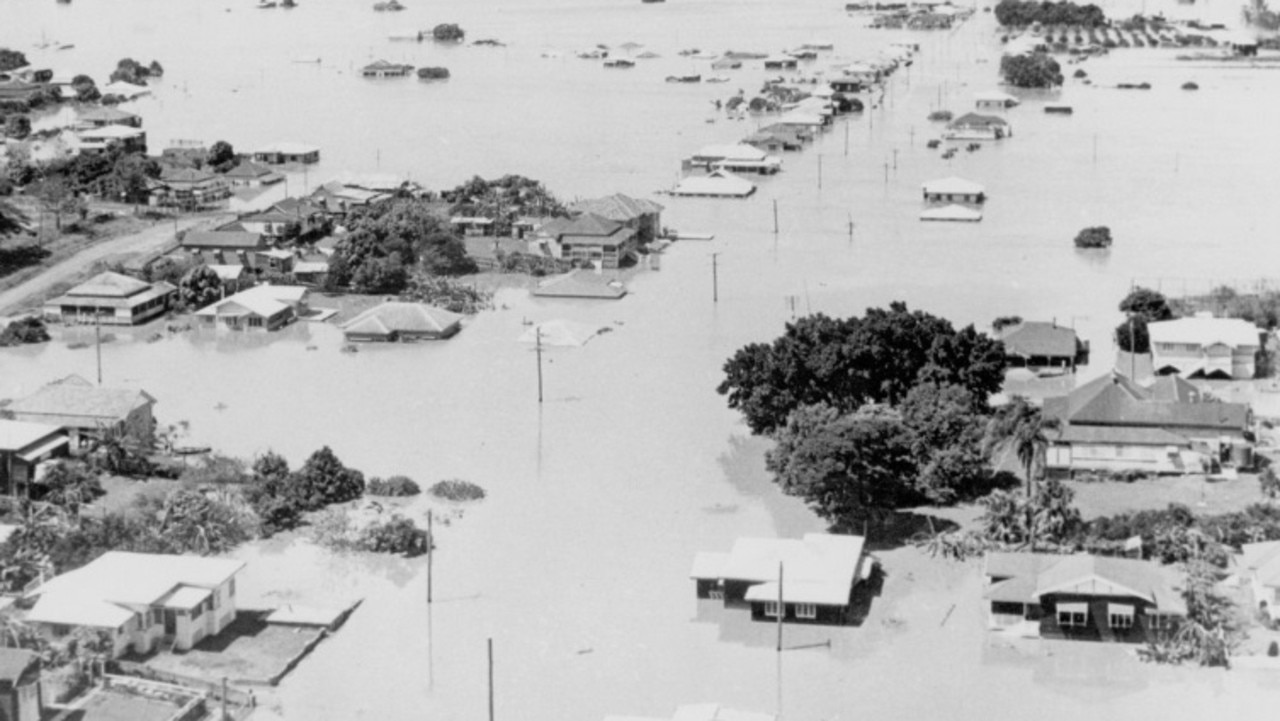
(766, 404, 917, 530)
(179, 264, 223, 310)
(287, 446, 364, 511)
(900, 382, 991, 504)
(1117, 286, 1172, 354)
(717, 303, 1005, 435)
(1000, 53, 1063, 88)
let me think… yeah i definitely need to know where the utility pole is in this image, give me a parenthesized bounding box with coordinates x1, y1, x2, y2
(772, 199, 779, 234)
(775, 562, 785, 653)
(843, 121, 849, 156)
(95, 313, 102, 385)
(847, 213, 854, 245)
(426, 510, 433, 604)
(221, 677, 228, 721)
(893, 148, 898, 170)
(535, 328, 544, 404)
(1129, 318, 1136, 381)
(817, 154, 822, 190)
(711, 253, 720, 304)
(487, 638, 495, 721)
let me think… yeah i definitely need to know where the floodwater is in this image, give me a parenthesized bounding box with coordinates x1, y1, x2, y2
(3, 0, 1280, 719)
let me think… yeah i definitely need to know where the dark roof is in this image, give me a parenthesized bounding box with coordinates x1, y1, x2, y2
(1000, 321, 1078, 359)
(556, 213, 624, 237)
(1045, 373, 1249, 432)
(181, 231, 266, 250)
(1055, 425, 1191, 447)
(983, 552, 1185, 612)
(0, 648, 37, 682)
(1146, 376, 1208, 403)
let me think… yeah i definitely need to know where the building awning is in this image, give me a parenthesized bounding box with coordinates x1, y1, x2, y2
(1107, 603, 1134, 618)
(20, 436, 68, 463)
(1056, 601, 1088, 615)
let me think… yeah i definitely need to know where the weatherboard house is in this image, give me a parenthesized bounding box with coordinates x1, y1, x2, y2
(983, 552, 1185, 642)
(25, 552, 245, 658)
(691, 533, 869, 625)
(1148, 314, 1260, 380)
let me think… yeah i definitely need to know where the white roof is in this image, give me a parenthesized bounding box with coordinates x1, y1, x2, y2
(920, 204, 982, 222)
(0, 419, 63, 451)
(671, 171, 756, 197)
(1148, 317, 1261, 348)
(690, 552, 731, 580)
(705, 534, 865, 606)
(27, 595, 135, 629)
(158, 585, 213, 610)
(210, 264, 248, 281)
(195, 284, 308, 318)
(923, 177, 984, 195)
(256, 141, 319, 155)
(693, 144, 767, 162)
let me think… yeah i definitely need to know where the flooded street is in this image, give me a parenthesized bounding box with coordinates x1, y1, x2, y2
(4, 0, 1280, 718)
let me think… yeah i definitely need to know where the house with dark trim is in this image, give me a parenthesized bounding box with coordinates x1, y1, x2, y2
(536, 214, 638, 269)
(999, 321, 1088, 372)
(691, 533, 869, 625)
(151, 167, 230, 209)
(1148, 314, 1260, 380)
(983, 552, 1185, 642)
(42, 271, 176, 326)
(1044, 372, 1251, 476)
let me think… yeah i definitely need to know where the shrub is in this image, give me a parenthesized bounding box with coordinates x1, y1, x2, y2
(1182, 81, 1199, 90)
(288, 446, 365, 511)
(359, 515, 430, 556)
(418, 67, 450, 80)
(0, 317, 50, 346)
(367, 476, 422, 497)
(1074, 225, 1112, 248)
(432, 23, 465, 41)
(927, 110, 953, 122)
(429, 479, 486, 501)
(1073, 68, 1087, 78)
(33, 460, 105, 510)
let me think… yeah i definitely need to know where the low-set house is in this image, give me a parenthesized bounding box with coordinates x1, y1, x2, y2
(944, 112, 1011, 140)
(921, 176, 985, 204)
(671, 170, 756, 198)
(181, 230, 268, 254)
(1148, 313, 1260, 380)
(1043, 372, 1252, 476)
(341, 302, 463, 342)
(237, 210, 303, 242)
(536, 214, 638, 269)
(220, 160, 284, 188)
(1239, 541, 1280, 621)
(0, 648, 42, 721)
(684, 144, 781, 175)
(151, 166, 230, 209)
(77, 106, 142, 129)
(605, 704, 774, 721)
(0, 420, 69, 497)
(76, 125, 147, 155)
(25, 552, 245, 658)
(691, 533, 869, 625)
(42, 271, 176, 326)
(983, 552, 1185, 642)
(763, 55, 799, 70)
(194, 285, 309, 331)
(999, 320, 1088, 372)
(568, 193, 664, 245)
(251, 142, 321, 165)
(974, 91, 1019, 110)
(6, 375, 156, 447)
(361, 60, 414, 77)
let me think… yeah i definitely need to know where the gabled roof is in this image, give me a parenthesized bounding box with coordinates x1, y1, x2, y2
(950, 112, 1008, 127)
(1000, 321, 1078, 359)
(8, 375, 155, 423)
(532, 270, 627, 300)
(671, 170, 756, 197)
(553, 213, 624, 238)
(65, 271, 152, 299)
(568, 194, 664, 222)
(1148, 316, 1261, 349)
(0, 419, 65, 452)
(182, 231, 266, 250)
(922, 176, 984, 195)
(1046, 372, 1249, 431)
(1146, 375, 1207, 403)
(340, 302, 463, 335)
(694, 533, 865, 606)
(983, 552, 1185, 614)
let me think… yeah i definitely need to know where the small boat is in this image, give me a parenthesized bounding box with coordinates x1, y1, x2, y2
(1044, 105, 1073, 114)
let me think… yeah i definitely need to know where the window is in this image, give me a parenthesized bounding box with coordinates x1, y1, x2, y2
(1109, 612, 1134, 629)
(708, 589, 724, 601)
(1146, 614, 1174, 631)
(52, 624, 72, 638)
(795, 603, 817, 619)
(1056, 602, 1088, 627)
(763, 601, 782, 618)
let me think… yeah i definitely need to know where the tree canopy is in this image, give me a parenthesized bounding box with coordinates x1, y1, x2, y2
(1116, 287, 1172, 353)
(445, 174, 566, 236)
(1000, 53, 1064, 88)
(994, 0, 1106, 27)
(328, 199, 475, 293)
(0, 49, 29, 72)
(717, 303, 1005, 435)
(1074, 225, 1112, 248)
(179, 264, 223, 310)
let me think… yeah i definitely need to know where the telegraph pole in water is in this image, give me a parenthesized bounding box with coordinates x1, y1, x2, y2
(426, 511, 433, 604)
(535, 328, 544, 403)
(711, 253, 720, 303)
(95, 313, 102, 385)
(487, 638, 495, 721)
(776, 562, 784, 652)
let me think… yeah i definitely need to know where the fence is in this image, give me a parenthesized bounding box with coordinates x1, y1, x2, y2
(114, 661, 257, 711)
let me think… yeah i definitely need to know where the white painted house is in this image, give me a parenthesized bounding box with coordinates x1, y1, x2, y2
(1148, 314, 1261, 379)
(25, 552, 245, 658)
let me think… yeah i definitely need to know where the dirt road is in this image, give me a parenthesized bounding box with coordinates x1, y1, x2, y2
(0, 212, 231, 317)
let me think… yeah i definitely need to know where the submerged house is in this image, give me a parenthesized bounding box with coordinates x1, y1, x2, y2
(684, 144, 781, 175)
(76, 125, 147, 155)
(1148, 314, 1260, 380)
(221, 160, 284, 188)
(691, 533, 869, 625)
(77, 106, 142, 129)
(42, 271, 176, 326)
(921, 176, 985, 204)
(25, 552, 245, 658)
(944, 112, 1011, 140)
(0, 420, 68, 497)
(6, 375, 156, 447)
(341, 302, 463, 342)
(531, 270, 627, 300)
(983, 552, 1185, 642)
(251, 142, 320, 165)
(974, 91, 1019, 110)
(194, 285, 309, 331)
(568, 193, 664, 245)
(361, 60, 414, 77)
(1043, 372, 1252, 476)
(671, 170, 756, 198)
(999, 321, 1088, 372)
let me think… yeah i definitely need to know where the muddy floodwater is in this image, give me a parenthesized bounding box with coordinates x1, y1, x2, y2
(4, 0, 1280, 718)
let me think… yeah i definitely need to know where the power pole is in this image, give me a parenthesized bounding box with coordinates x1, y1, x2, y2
(535, 328, 544, 404)
(487, 638, 495, 721)
(1129, 317, 1136, 381)
(817, 155, 822, 190)
(426, 510, 433, 604)
(775, 562, 785, 653)
(711, 253, 720, 304)
(772, 199, 779, 234)
(95, 313, 103, 385)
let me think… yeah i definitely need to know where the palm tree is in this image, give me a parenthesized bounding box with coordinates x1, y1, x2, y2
(984, 396, 1061, 549)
